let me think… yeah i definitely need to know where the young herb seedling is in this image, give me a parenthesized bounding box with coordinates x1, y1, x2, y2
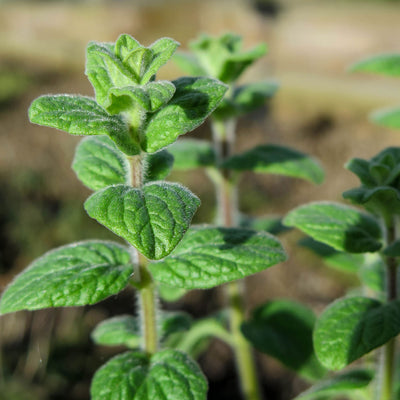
(0, 34, 288, 400)
(171, 32, 326, 400)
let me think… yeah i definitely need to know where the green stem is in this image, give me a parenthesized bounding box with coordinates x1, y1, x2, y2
(128, 153, 158, 356)
(380, 218, 398, 400)
(211, 118, 262, 400)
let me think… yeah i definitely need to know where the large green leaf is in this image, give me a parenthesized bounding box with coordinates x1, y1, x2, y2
(371, 107, 400, 130)
(91, 315, 140, 348)
(91, 350, 207, 400)
(84, 182, 200, 260)
(222, 144, 324, 184)
(141, 77, 228, 153)
(294, 369, 374, 400)
(168, 139, 216, 170)
(149, 226, 287, 289)
(0, 241, 132, 314)
(72, 136, 130, 191)
(350, 54, 400, 76)
(314, 297, 400, 370)
(28, 95, 139, 155)
(283, 202, 383, 253)
(242, 300, 326, 381)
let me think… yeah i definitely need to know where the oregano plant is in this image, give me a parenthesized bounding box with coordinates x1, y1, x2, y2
(282, 55, 400, 400)
(0, 34, 290, 400)
(171, 32, 326, 400)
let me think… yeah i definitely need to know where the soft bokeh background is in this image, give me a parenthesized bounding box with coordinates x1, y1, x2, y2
(1, 0, 400, 399)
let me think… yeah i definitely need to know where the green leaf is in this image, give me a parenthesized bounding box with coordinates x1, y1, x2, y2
(358, 253, 385, 294)
(91, 315, 140, 348)
(299, 237, 363, 273)
(314, 297, 400, 370)
(104, 81, 176, 114)
(142, 77, 228, 153)
(72, 136, 130, 191)
(242, 300, 326, 381)
(223, 144, 324, 184)
(173, 52, 207, 76)
(168, 139, 216, 170)
(350, 54, 400, 76)
(149, 226, 287, 289)
(157, 284, 187, 302)
(84, 182, 200, 260)
(141, 38, 180, 84)
(294, 368, 374, 400)
(28, 95, 140, 155)
(371, 107, 400, 130)
(283, 202, 383, 253)
(91, 350, 207, 400)
(85, 41, 134, 105)
(0, 241, 132, 314)
(384, 239, 400, 256)
(114, 34, 140, 61)
(161, 311, 193, 341)
(190, 33, 267, 83)
(144, 150, 174, 183)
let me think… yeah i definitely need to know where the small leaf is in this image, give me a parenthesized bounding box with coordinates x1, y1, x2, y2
(114, 34, 140, 61)
(141, 38, 180, 84)
(91, 315, 140, 348)
(242, 300, 326, 380)
(350, 54, 400, 76)
(104, 81, 176, 114)
(161, 311, 193, 341)
(91, 350, 207, 400)
(149, 226, 287, 289)
(144, 150, 174, 183)
(294, 368, 374, 400)
(84, 182, 200, 260)
(28, 95, 139, 155)
(72, 136, 130, 191)
(345, 158, 376, 187)
(283, 202, 383, 253)
(0, 241, 132, 314)
(314, 297, 400, 370)
(85, 41, 134, 105)
(371, 107, 400, 130)
(168, 139, 216, 170)
(223, 144, 324, 184)
(142, 77, 228, 153)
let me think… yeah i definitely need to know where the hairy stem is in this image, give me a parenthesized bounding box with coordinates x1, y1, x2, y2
(380, 218, 398, 400)
(128, 153, 158, 356)
(211, 118, 262, 400)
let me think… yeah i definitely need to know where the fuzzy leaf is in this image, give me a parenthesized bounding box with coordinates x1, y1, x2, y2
(28, 95, 139, 155)
(0, 241, 132, 314)
(350, 54, 400, 76)
(91, 350, 207, 400)
(314, 297, 400, 370)
(294, 369, 374, 400)
(144, 150, 174, 183)
(142, 77, 228, 153)
(85, 41, 134, 105)
(72, 136, 130, 191)
(104, 81, 176, 114)
(149, 226, 286, 289)
(283, 202, 382, 253)
(371, 107, 400, 129)
(223, 144, 324, 184)
(91, 315, 140, 348)
(84, 183, 200, 260)
(242, 300, 326, 380)
(168, 139, 216, 170)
